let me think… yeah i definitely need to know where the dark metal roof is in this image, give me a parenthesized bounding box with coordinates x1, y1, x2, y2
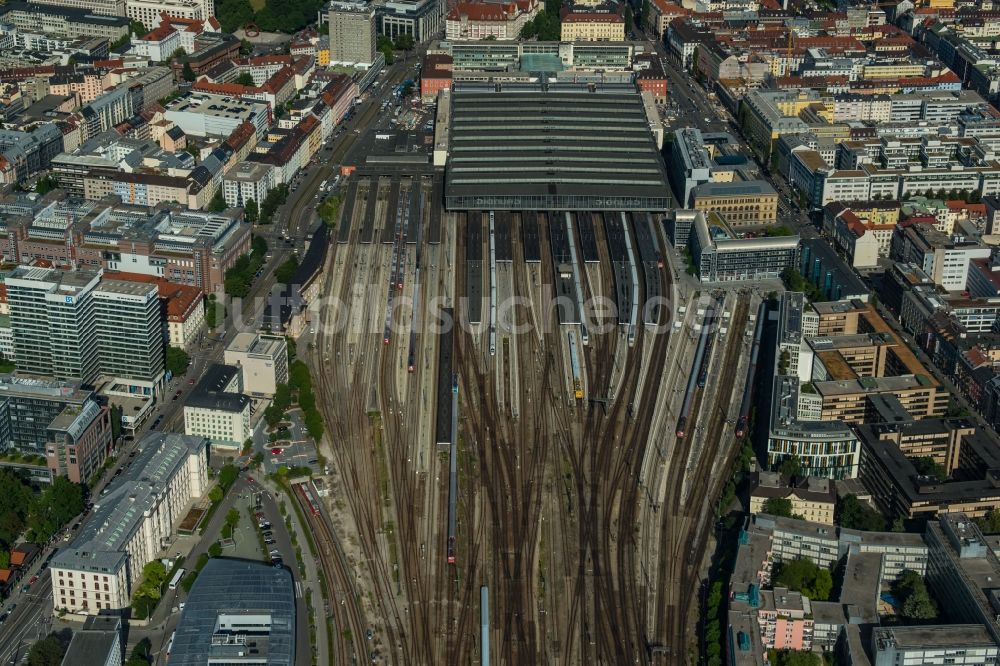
(185, 363, 249, 412)
(445, 87, 671, 211)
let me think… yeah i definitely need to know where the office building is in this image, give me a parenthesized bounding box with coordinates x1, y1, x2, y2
(559, 7, 625, 42)
(0, 375, 110, 484)
(169, 558, 295, 666)
(60, 615, 124, 666)
(224, 333, 288, 396)
(691, 180, 779, 227)
(858, 419, 1000, 520)
(0, 2, 129, 41)
(891, 222, 991, 292)
(125, 0, 213, 30)
(24, 0, 125, 16)
(328, 0, 377, 66)
(872, 626, 999, 666)
(767, 375, 861, 479)
(183, 364, 251, 447)
(163, 94, 270, 139)
(799, 239, 870, 302)
(445, 0, 539, 40)
(51, 433, 209, 617)
(6, 267, 165, 396)
(669, 127, 711, 207)
(775, 291, 818, 383)
(749, 471, 837, 525)
(378, 0, 443, 44)
(926, 514, 1000, 644)
(688, 210, 799, 282)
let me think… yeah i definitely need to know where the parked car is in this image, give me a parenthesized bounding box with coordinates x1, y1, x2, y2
(264, 538, 276, 545)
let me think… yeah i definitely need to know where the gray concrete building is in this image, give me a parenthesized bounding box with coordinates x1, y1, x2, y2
(6, 266, 165, 396)
(328, 0, 377, 66)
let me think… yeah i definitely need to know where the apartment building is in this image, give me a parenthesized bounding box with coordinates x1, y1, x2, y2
(328, 0, 376, 66)
(560, 8, 624, 42)
(891, 222, 991, 291)
(50, 433, 208, 617)
(691, 181, 778, 227)
(183, 364, 251, 448)
(222, 161, 275, 209)
(223, 332, 288, 396)
(6, 267, 165, 396)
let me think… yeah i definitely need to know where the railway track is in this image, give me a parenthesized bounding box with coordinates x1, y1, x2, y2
(655, 291, 750, 659)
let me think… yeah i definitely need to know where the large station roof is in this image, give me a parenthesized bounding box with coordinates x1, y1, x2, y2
(445, 85, 672, 211)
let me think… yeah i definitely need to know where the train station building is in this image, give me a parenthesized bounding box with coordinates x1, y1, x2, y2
(443, 83, 672, 211)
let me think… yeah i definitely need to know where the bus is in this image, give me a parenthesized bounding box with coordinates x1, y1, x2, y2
(168, 568, 185, 591)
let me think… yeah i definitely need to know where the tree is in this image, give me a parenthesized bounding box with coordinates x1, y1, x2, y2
(206, 293, 219, 328)
(244, 198, 258, 224)
(182, 62, 196, 82)
(318, 195, 342, 227)
(912, 456, 947, 480)
(129, 19, 146, 35)
(27, 635, 66, 666)
(273, 383, 292, 411)
(110, 403, 122, 441)
(393, 34, 415, 51)
(28, 476, 83, 542)
(215, 0, 254, 33)
(208, 541, 222, 557)
(126, 638, 152, 666)
(207, 189, 227, 213)
(802, 568, 833, 601)
(978, 508, 1000, 533)
(240, 38, 254, 55)
(0, 551, 8, 569)
(836, 494, 885, 531)
(762, 497, 794, 518)
(35, 175, 58, 195)
(377, 35, 395, 65)
(894, 569, 938, 621)
(208, 486, 224, 503)
(165, 346, 190, 377)
(773, 557, 820, 591)
(218, 464, 239, 492)
(777, 454, 802, 478)
(235, 72, 255, 86)
(259, 184, 289, 225)
(265, 405, 284, 427)
(0, 469, 33, 546)
(770, 651, 822, 666)
(252, 452, 264, 469)
(275, 257, 299, 285)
